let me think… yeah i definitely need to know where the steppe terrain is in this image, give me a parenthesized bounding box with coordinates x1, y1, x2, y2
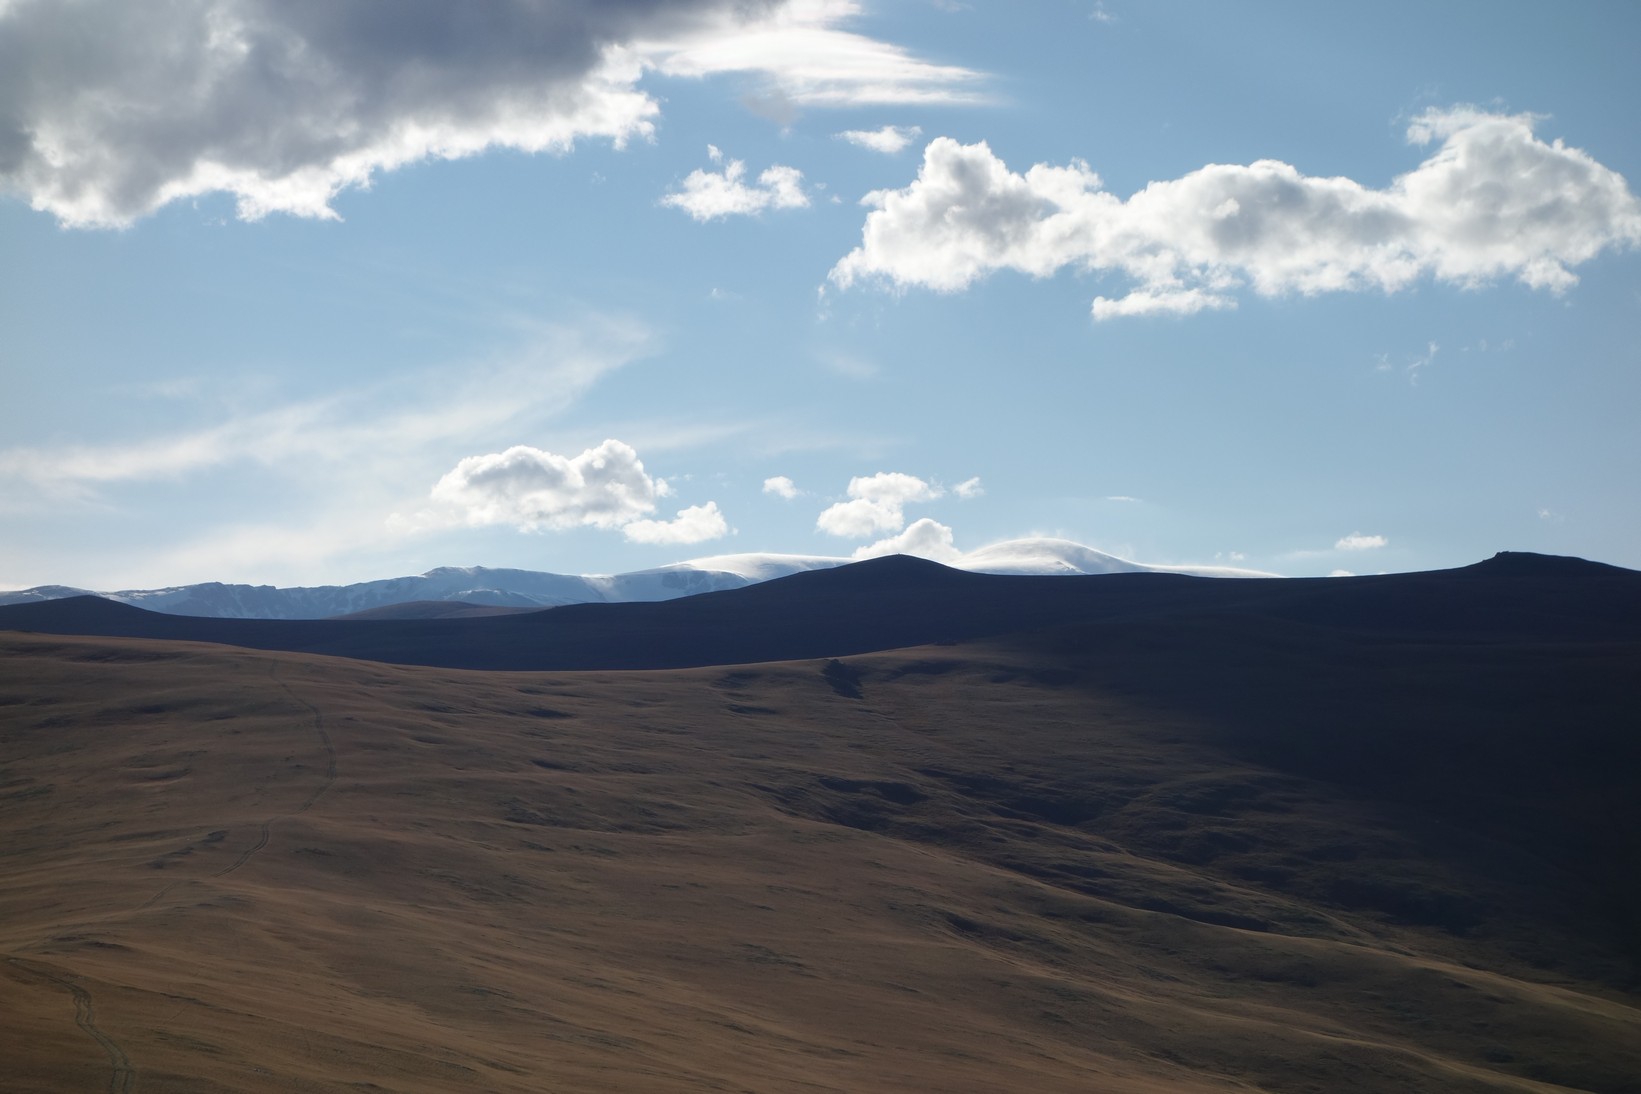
(3, 556, 1639, 1091)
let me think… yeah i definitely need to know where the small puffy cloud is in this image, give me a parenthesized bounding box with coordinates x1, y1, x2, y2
(1335, 532, 1388, 551)
(763, 475, 800, 499)
(830, 109, 1641, 318)
(837, 125, 923, 154)
(852, 517, 960, 562)
(1330, 569, 1356, 578)
(954, 476, 984, 498)
(430, 439, 662, 531)
(622, 501, 731, 544)
(2, 0, 979, 228)
(816, 471, 941, 537)
(662, 151, 808, 220)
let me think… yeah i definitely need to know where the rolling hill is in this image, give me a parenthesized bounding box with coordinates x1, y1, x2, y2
(1, 552, 1638, 1091)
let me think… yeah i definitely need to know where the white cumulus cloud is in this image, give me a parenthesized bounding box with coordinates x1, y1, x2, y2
(430, 439, 663, 531)
(662, 150, 808, 220)
(953, 476, 984, 498)
(0, 0, 978, 228)
(829, 109, 1641, 318)
(426, 437, 729, 545)
(622, 501, 731, 544)
(1335, 532, 1388, 551)
(852, 517, 960, 561)
(837, 125, 923, 154)
(763, 475, 800, 499)
(815, 471, 941, 537)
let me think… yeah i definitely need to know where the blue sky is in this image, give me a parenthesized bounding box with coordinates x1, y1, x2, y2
(3, 0, 1639, 589)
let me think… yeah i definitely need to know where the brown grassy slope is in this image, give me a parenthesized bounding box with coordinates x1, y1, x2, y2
(1, 631, 1638, 1093)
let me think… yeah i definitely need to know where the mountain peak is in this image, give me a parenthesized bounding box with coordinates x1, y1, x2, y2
(1463, 551, 1632, 578)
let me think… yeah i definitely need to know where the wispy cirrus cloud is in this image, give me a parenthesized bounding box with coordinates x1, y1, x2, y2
(0, 319, 649, 504)
(647, 2, 983, 107)
(0, 314, 662, 586)
(837, 125, 923, 154)
(1, 0, 980, 227)
(830, 108, 1641, 319)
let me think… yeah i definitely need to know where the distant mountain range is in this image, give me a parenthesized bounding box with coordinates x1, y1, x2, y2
(2, 550, 1634, 674)
(0, 537, 1270, 619)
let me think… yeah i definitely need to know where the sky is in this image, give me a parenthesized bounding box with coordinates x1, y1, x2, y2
(3, 0, 1639, 590)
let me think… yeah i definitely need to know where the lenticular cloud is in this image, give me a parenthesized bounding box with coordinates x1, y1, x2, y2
(829, 108, 1641, 318)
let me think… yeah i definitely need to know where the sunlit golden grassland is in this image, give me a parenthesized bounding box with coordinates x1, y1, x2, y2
(3, 629, 1639, 1092)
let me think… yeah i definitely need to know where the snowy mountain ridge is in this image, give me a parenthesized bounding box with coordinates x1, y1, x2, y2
(0, 539, 1273, 619)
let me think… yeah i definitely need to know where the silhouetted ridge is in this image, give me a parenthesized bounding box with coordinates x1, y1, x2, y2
(332, 600, 540, 621)
(783, 552, 970, 591)
(0, 594, 153, 628)
(4, 552, 1640, 670)
(1459, 551, 1635, 578)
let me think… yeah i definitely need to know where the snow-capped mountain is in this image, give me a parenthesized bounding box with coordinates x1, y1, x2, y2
(0, 539, 1273, 619)
(948, 538, 1271, 579)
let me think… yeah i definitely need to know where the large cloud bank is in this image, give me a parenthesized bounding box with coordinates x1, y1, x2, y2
(829, 109, 1641, 318)
(0, 0, 977, 227)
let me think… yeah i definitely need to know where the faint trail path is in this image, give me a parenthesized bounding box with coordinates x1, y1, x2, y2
(8, 654, 339, 1091)
(132, 662, 336, 911)
(214, 823, 271, 878)
(4, 955, 135, 1093)
(214, 661, 337, 880)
